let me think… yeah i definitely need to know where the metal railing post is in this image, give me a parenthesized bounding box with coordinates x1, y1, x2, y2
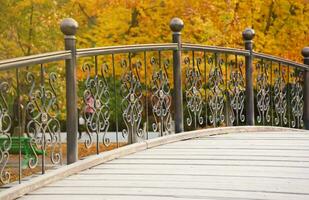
(170, 18, 184, 133)
(242, 28, 255, 125)
(60, 18, 79, 164)
(302, 47, 309, 129)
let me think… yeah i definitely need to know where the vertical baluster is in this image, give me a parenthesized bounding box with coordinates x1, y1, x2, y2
(112, 54, 119, 148)
(40, 64, 46, 174)
(302, 47, 309, 129)
(170, 18, 184, 133)
(242, 28, 255, 125)
(94, 56, 99, 154)
(270, 61, 273, 126)
(204, 51, 207, 128)
(60, 18, 78, 164)
(192, 51, 197, 129)
(16, 68, 21, 183)
(287, 65, 290, 127)
(144, 51, 149, 139)
(225, 54, 229, 126)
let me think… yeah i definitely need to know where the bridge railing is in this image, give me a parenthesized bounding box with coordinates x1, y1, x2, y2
(0, 17, 308, 188)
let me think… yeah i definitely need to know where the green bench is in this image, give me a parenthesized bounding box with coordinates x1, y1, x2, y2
(0, 137, 44, 169)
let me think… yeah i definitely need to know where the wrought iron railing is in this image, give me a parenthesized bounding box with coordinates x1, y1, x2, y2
(0, 17, 309, 188)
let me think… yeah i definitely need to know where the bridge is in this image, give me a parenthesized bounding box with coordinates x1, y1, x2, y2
(1, 127, 309, 200)
(1, 18, 309, 200)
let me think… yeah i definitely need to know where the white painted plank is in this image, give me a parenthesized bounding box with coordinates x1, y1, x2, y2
(94, 158, 309, 167)
(48, 178, 309, 194)
(136, 149, 309, 157)
(25, 186, 309, 200)
(123, 154, 309, 162)
(19, 194, 251, 200)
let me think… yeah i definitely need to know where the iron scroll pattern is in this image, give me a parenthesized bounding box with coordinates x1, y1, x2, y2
(207, 55, 225, 127)
(290, 70, 304, 128)
(184, 56, 203, 128)
(120, 58, 144, 143)
(256, 61, 271, 125)
(273, 67, 287, 126)
(151, 56, 172, 136)
(25, 68, 61, 169)
(228, 58, 245, 125)
(82, 62, 111, 149)
(0, 82, 12, 184)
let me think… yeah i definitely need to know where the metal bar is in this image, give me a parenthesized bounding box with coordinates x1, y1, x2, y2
(77, 44, 178, 57)
(204, 51, 207, 128)
(253, 52, 308, 70)
(61, 18, 79, 164)
(224, 54, 229, 126)
(144, 51, 149, 140)
(192, 51, 197, 129)
(40, 64, 46, 174)
(16, 68, 22, 184)
(182, 43, 250, 56)
(287, 65, 290, 127)
(302, 47, 309, 129)
(270, 61, 273, 126)
(112, 54, 119, 148)
(243, 28, 255, 126)
(0, 51, 71, 71)
(170, 18, 184, 133)
(95, 56, 99, 154)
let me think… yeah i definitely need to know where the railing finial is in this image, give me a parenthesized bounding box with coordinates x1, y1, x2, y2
(61, 17, 79, 164)
(242, 28, 255, 126)
(242, 28, 255, 41)
(170, 18, 184, 33)
(60, 18, 78, 36)
(170, 17, 184, 133)
(302, 47, 309, 59)
(302, 47, 309, 130)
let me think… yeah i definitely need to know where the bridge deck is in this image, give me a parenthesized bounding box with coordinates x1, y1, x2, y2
(20, 131, 309, 200)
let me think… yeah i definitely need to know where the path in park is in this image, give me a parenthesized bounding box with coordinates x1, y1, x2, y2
(20, 131, 309, 200)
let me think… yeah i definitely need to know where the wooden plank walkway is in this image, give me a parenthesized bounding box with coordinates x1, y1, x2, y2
(20, 131, 309, 200)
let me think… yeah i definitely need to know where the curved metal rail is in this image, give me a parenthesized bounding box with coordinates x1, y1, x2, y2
(0, 51, 71, 71)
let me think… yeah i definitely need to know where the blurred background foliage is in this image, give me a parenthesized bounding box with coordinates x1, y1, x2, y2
(0, 0, 308, 61)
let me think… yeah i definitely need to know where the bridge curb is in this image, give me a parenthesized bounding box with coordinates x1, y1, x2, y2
(0, 126, 307, 200)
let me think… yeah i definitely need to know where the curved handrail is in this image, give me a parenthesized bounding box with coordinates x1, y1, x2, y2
(0, 51, 71, 71)
(252, 52, 309, 70)
(182, 43, 250, 56)
(0, 43, 306, 71)
(76, 43, 178, 57)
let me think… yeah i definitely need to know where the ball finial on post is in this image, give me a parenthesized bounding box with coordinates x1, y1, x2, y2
(170, 18, 184, 33)
(60, 18, 78, 36)
(302, 47, 309, 130)
(302, 47, 309, 59)
(61, 18, 79, 164)
(242, 28, 255, 41)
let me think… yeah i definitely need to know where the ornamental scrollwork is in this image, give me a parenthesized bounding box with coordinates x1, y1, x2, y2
(0, 82, 12, 184)
(120, 57, 144, 143)
(25, 67, 61, 169)
(256, 61, 271, 125)
(82, 61, 111, 150)
(273, 67, 287, 126)
(228, 59, 245, 125)
(151, 56, 172, 136)
(290, 69, 304, 128)
(207, 55, 225, 127)
(184, 56, 203, 128)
